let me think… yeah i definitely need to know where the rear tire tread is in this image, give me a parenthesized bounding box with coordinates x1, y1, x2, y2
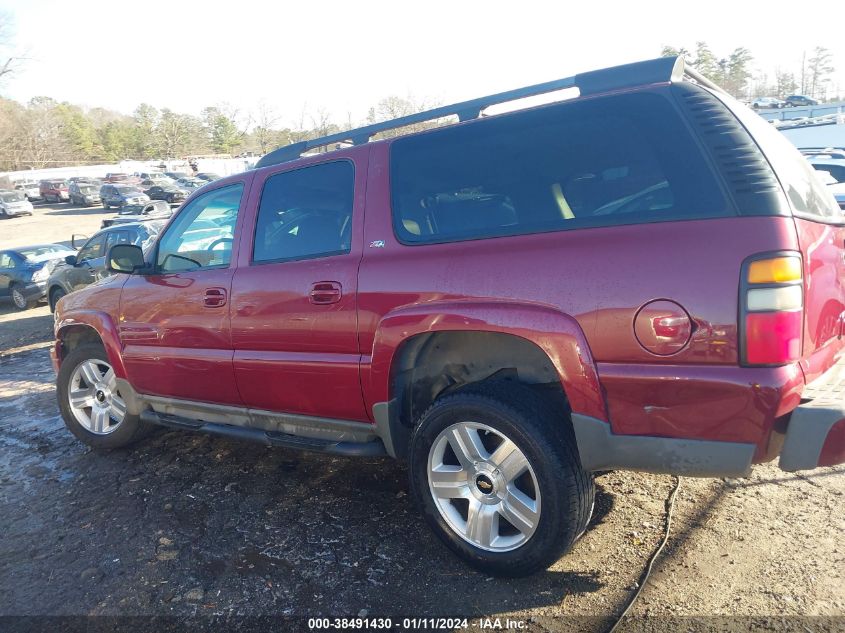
(409, 381, 594, 577)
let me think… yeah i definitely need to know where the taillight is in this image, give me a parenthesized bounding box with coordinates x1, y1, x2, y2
(741, 253, 803, 366)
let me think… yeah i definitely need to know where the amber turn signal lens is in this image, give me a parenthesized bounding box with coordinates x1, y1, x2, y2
(748, 256, 802, 284)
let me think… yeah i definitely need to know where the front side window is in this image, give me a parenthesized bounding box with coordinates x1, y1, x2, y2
(390, 92, 729, 244)
(156, 183, 244, 273)
(253, 161, 354, 263)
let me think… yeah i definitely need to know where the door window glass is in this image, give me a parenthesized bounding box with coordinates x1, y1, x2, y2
(105, 230, 132, 252)
(156, 183, 244, 272)
(253, 161, 354, 263)
(77, 235, 106, 262)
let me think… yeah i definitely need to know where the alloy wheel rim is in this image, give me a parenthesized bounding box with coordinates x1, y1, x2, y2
(68, 359, 127, 435)
(11, 288, 26, 309)
(427, 421, 541, 552)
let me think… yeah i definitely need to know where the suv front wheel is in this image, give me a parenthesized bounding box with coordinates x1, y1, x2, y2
(409, 383, 594, 577)
(57, 343, 151, 449)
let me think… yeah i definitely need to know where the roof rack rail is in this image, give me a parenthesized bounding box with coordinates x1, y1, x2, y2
(256, 56, 714, 169)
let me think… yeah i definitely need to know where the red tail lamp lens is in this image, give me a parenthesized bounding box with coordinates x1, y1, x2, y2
(745, 311, 802, 365)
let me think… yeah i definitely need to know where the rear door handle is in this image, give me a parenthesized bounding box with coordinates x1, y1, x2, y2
(309, 281, 342, 305)
(204, 287, 227, 308)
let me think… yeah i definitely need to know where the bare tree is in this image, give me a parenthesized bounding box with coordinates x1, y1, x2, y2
(252, 101, 280, 154)
(0, 13, 27, 88)
(807, 47, 835, 100)
(366, 94, 441, 138)
(774, 68, 798, 98)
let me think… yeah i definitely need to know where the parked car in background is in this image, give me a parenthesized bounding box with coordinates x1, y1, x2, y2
(104, 173, 140, 184)
(175, 177, 205, 190)
(165, 171, 189, 180)
(47, 222, 164, 311)
(810, 159, 845, 184)
(100, 184, 150, 210)
(195, 172, 222, 182)
(14, 181, 41, 201)
(40, 179, 69, 203)
(0, 244, 75, 310)
(68, 182, 102, 207)
(785, 95, 819, 107)
(101, 200, 173, 227)
(752, 96, 786, 109)
(135, 172, 172, 183)
(0, 190, 35, 217)
(139, 178, 176, 192)
(145, 184, 189, 204)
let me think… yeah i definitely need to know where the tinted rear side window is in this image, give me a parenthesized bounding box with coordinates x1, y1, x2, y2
(390, 91, 730, 245)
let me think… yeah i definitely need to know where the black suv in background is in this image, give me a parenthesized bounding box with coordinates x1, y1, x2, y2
(785, 95, 819, 107)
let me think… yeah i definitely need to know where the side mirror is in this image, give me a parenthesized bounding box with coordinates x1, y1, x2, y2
(107, 244, 145, 274)
(64, 254, 77, 266)
(71, 234, 89, 249)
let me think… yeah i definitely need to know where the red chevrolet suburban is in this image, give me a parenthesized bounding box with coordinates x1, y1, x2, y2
(52, 56, 845, 576)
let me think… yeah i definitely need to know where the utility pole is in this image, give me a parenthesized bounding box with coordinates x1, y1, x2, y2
(800, 51, 806, 95)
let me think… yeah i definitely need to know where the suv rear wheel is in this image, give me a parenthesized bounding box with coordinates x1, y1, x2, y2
(408, 382, 594, 577)
(57, 343, 151, 449)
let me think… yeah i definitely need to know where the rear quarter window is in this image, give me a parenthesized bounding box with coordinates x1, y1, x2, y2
(390, 91, 731, 245)
(717, 94, 843, 221)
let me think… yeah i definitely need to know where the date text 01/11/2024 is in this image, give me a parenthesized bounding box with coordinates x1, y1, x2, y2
(306, 617, 527, 630)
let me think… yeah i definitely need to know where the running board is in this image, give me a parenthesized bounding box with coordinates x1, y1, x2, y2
(140, 410, 387, 457)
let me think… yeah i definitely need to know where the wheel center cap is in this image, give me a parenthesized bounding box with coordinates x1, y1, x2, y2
(95, 390, 106, 403)
(475, 474, 495, 495)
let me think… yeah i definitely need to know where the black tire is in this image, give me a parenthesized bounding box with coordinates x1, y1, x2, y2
(102, 200, 109, 209)
(57, 343, 152, 449)
(9, 283, 36, 310)
(49, 286, 66, 312)
(408, 382, 594, 577)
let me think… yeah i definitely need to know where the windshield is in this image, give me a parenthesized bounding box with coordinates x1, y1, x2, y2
(116, 186, 141, 194)
(0, 191, 25, 202)
(79, 186, 97, 194)
(19, 245, 73, 260)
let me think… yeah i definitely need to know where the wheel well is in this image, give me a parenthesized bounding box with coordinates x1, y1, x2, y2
(391, 331, 569, 431)
(58, 325, 103, 361)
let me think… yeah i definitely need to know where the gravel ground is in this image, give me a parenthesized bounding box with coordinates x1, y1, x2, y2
(0, 205, 843, 632)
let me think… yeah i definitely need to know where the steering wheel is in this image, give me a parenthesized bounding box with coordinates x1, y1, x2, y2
(207, 237, 233, 251)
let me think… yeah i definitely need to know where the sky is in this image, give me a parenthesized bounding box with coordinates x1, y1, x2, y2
(2, 0, 845, 128)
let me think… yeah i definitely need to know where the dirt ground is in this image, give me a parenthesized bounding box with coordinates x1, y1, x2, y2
(0, 203, 843, 632)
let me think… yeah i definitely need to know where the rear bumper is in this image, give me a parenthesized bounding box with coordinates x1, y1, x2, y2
(22, 281, 46, 300)
(780, 359, 845, 471)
